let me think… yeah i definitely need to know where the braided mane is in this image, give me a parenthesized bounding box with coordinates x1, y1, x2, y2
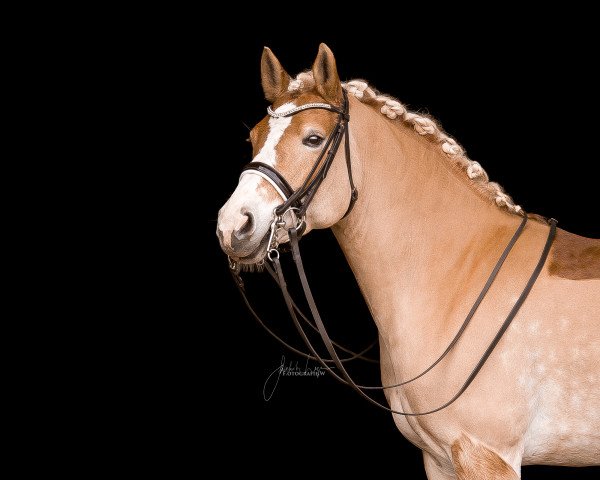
(288, 72, 524, 216)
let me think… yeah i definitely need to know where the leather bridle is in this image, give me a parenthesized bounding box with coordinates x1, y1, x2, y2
(240, 90, 357, 241)
(229, 89, 557, 416)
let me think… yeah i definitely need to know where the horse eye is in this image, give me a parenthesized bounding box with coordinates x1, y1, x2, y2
(303, 135, 324, 147)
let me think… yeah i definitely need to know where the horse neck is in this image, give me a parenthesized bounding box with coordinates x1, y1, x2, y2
(332, 98, 522, 349)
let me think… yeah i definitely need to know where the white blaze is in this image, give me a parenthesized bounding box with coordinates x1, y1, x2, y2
(235, 101, 296, 200)
(252, 102, 295, 167)
(217, 103, 296, 251)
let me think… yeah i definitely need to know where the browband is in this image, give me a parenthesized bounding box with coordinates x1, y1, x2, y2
(267, 102, 343, 118)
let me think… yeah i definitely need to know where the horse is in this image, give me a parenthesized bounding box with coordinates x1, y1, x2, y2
(216, 43, 600, 479)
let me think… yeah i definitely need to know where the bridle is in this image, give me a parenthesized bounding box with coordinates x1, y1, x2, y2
(240, 89, 357, 245)
(228, 88, 557, 416)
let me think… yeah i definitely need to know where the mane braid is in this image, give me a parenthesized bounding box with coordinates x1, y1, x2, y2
(288, 72, 526, 217)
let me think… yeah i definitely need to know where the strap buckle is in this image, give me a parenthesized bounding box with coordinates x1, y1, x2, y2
(266, 207, 305, 262)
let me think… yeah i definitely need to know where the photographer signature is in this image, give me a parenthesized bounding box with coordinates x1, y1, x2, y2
(263, 356, 328, 401)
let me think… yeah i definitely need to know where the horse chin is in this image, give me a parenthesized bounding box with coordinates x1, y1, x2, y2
(232, 229, 294, 271)
(234, 232, 270, 268)
(238, 252, 267, 270)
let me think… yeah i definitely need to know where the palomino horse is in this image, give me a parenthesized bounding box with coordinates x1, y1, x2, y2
(217, 44, 600, 479)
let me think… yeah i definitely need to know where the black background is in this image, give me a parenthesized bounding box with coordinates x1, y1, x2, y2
(202, 24, 598, 479)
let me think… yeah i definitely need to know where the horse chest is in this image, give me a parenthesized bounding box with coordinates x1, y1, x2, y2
(379, 357, 449, 455)
(391, 410, 433, 451)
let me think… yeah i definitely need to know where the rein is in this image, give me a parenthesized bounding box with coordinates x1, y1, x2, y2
(229, 90, 558, 416)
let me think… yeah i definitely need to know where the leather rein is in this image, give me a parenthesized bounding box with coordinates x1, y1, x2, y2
(229, 90, 557, 416)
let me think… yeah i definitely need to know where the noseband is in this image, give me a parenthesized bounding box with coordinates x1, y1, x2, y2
(240, 90, 357, 245)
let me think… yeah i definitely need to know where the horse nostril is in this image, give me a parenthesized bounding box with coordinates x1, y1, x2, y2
(234, 212, 255, 240)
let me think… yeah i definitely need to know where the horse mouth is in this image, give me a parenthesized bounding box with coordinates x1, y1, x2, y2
(232, 227, 292, 265)
(236, 232, 270, 264)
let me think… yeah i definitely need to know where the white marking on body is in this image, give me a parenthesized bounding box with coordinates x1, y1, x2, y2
(527, 348, 542, 361)
(559, 317, 568, 330)
(527, 319, 540, 335)
(520, 330, 600, 463)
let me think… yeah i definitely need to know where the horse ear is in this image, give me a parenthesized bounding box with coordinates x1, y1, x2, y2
(261, 47, 291, 103)
(312, 43, 342, 103)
